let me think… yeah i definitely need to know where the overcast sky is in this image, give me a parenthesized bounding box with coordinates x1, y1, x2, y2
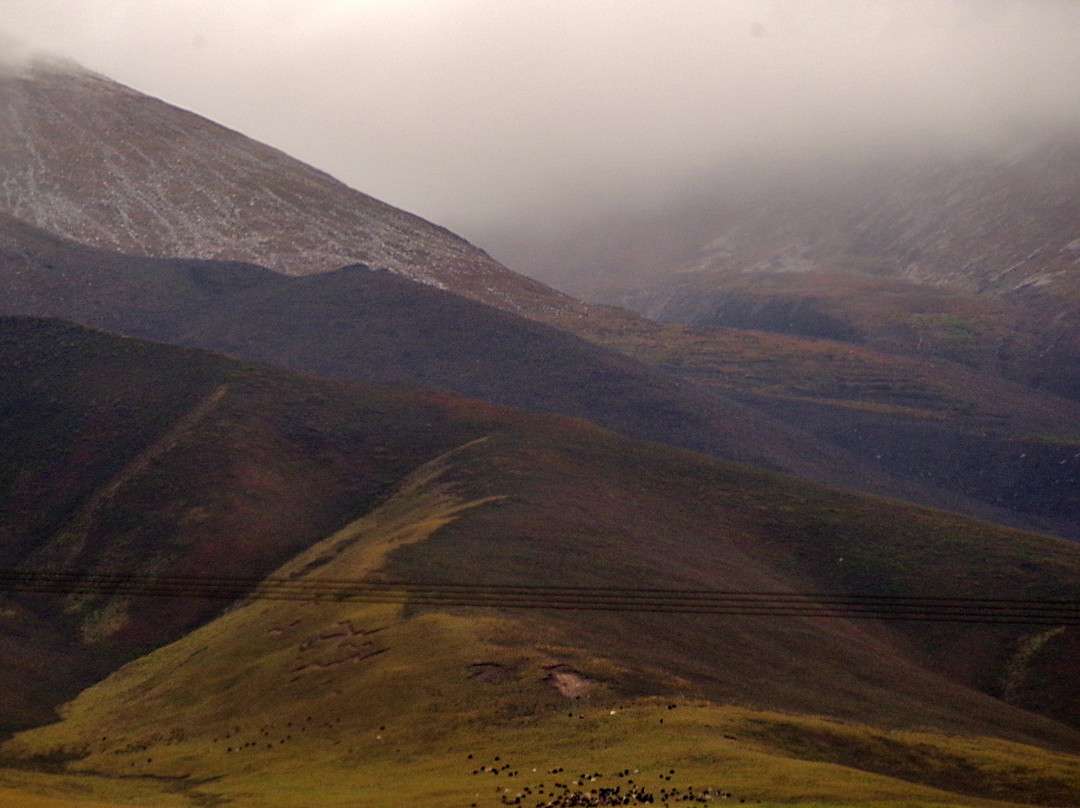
(4, 1, 1080, 235)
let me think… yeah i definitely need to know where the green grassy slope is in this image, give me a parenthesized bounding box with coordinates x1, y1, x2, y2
(618, 268, 1080, 401)
(0, 316, 501, 731)
(8, 706, 1080, 808)
(4, 319, 1080, 806)
(376, 425, 1080, 739)
(5, 430, 1080, 806)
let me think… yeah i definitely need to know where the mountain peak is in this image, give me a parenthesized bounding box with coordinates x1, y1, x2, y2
(0, 54, 578, 319)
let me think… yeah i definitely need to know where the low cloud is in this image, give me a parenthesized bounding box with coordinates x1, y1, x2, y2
(4, 1, 1080, 233)
(0, 32, 41, 72)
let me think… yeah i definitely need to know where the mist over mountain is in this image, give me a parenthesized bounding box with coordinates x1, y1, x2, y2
(6, 2, 1080, 234)
(484, 134, 1080, 295)
(479, 134, 1080, 401)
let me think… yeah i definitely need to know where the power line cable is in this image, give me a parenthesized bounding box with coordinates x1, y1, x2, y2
(1, 570, 1077, 624)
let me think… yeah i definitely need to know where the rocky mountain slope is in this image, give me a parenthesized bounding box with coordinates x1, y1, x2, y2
(0, 56, 573, 319)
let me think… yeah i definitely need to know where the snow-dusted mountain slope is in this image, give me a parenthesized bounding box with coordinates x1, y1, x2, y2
(0, 57, 573, 318)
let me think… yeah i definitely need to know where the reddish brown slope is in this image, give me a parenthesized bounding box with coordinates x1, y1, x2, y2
(0, 316, 497, 731)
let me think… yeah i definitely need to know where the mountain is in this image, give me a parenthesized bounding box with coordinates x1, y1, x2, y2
(4, 318, 1080, 808)
(5, 55, 1078, 413)
(5, 208, 1079, 541)
(478, 139, 1080, 401)
(0, 56, 972, 508)
(3, 55, 1080, 544)
(0, 315, 502, 731)
(4, 52, 1080, 808)
(0, 210, 892, 490)
(0, 55, 584, 322)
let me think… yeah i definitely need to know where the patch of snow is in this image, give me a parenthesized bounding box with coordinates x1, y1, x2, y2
(743, 245, 817, 274)
(1014, 271, 1064, 290)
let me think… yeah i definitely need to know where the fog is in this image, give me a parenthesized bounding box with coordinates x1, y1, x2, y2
(4, 1, 1080, 235)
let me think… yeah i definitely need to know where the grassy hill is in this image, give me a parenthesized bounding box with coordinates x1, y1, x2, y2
(0, 316, 500, 732)
(615, 268, 1080, 402)
(587, 319, 1080, 540)
(3, 319, 1080, 806)
(7, 703, 1080, 808)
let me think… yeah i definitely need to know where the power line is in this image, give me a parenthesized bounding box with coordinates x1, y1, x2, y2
(1, 570, 1077, 624)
